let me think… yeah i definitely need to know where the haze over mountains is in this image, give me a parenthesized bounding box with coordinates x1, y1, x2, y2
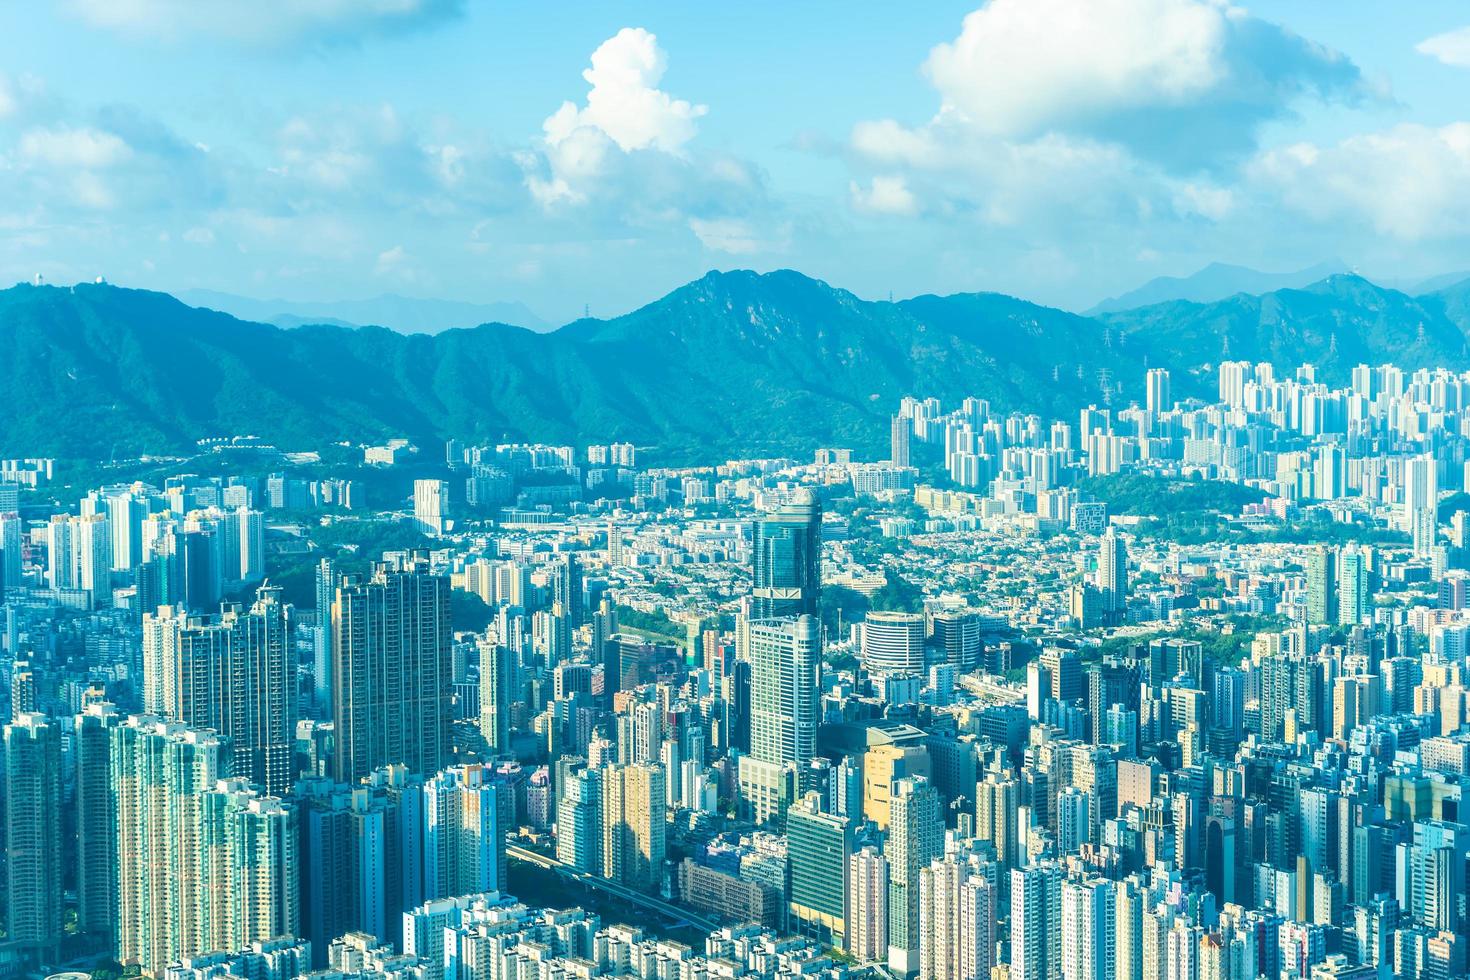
(177, 288, 551, 334)
(4, 268, 1469, 462)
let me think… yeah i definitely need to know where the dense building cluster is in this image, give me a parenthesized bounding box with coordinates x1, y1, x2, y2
(3, 360, 1470, 980)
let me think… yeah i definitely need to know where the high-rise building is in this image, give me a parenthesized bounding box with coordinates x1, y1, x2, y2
(556, 763, 602, 874)
(1337, 547, 1370, 626)
(848, 846, 889, 963)
(1061, 877, 1115, 980)
(141, 585, 297, 795)
(333, 559, 454, 783)
(600, 763, 666, 892)
(238, 506, 265, 581)
(75, 702, 122, 944)
(918, 856, 994, 980)
(1011, 863, 1063, 980)
(1306, 546, 1337, 624)
(750, 489, 822, 620)
(313, 557, 336, 718)
(975, 774, 1019, 871)
(1096, 528, 1128, 625)
(886, 776, 944, 975)
(929, 610, 982, 672)
(423, 764, 506, 899)
(891, 414, 912, 468)
(1405, 453, 1438, 557)
(786, 792, 851, 947)
(413, 479, 449, 537)
(1145, 368, 1171, 417)
(4, 713, 63, 955)
(112, 718, 299, 977)
(478, 639, 513, 754)
(861, 610, 926, 675)
(739, 614, 819, 824)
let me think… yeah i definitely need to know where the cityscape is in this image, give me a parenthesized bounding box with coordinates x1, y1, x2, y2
(3, 5, 1470, 980)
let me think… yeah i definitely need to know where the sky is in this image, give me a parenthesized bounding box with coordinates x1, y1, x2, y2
(1, 0, 1469, 324)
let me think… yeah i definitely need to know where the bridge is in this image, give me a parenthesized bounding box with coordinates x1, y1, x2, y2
(506, 843, 721, 934)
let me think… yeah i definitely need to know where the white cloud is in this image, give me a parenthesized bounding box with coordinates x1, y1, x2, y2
(183, 226, 216, 245)
(926, 0, 1227, 136)
(899, 0, 1366, 171)
(375, 244, 409, 273)
(689, 217, 764, 254)
(530, 28, 707, 207)
(63, 0, 463, 45)
(1417, 26, 1470, 68)
(19, 126, 132, 168)
(1252, 122, 1470, 240)
(0, 77, 14, 118)
(850, 176, 919, 216)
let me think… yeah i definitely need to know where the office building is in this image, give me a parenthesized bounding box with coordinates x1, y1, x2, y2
(786, 792, 851, 947)
(739, 614, 819, 825)
(750, 489, 821, 620)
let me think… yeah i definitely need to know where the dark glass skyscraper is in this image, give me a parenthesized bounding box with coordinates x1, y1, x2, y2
(750, 488, 822, 619)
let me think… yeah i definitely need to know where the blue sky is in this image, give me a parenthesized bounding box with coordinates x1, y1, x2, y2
(2, 1, 1469, 323)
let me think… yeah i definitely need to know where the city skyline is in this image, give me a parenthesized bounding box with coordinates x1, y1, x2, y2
(5, 6, 1470, 980)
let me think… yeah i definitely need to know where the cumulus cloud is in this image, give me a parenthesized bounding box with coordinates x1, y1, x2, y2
(850, 176, 919, 216)
(529, 28, 707, 206)
(919, 0, 1367, 170)
(1417, 26, 1470, 68)
(63, 0, 464, 45)
(1252, 122, 1470, 240)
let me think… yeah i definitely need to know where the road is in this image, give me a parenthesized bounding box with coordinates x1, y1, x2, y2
(506, 843, 721, 934)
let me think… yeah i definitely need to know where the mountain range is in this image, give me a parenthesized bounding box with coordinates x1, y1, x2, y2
(1086, 260, 1351, 314)
(177, 288, 551, 334)
(3, 269, 1469, 462)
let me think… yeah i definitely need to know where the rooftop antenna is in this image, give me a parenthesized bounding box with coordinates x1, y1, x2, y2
(584, 303, 590, 319)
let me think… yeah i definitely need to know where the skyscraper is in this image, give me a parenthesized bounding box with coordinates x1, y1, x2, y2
(600, 763, 666, 892)
(1145, 368, 1171, 417)
(423, 764, 505, 899)
(848, 846, 889, 963)
(1337, 546, 1370, 626)
(738, 614, 820, 824)
(413, 479, 449, 536)
(478, 638, 513, 754)
(333, 559, 454, 783)
(1061, 877, 1115, 980)
(1306, 546, 1337, 624)
(786, 791, 851, 947)
(750, 489, 822, 620)
(886, 776, 944, 975)
(75, 702, 121, 944)
(313, 557, 336, 718)
(4, 713, 63, 955)
(918, 856, 994, 980)
(1010, 863, 1063, 980)
(112, 718, 299, 976)
(891, 414, 912, 468)
(1097, 527, 1128, 625)
(141, 585, 297, 795)
(1405, 453, 1438, 557)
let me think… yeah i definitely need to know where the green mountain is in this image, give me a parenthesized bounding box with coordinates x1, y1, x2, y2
(0, 272, 1134, 461)
(1099, 274, 1470, 385)
(2, 269, 1468, 462)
